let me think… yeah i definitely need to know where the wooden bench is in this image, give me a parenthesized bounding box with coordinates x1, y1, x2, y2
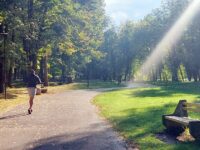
(162, 100, 200, 139)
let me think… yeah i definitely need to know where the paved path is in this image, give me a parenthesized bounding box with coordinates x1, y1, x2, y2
(0, 90, 128, 150)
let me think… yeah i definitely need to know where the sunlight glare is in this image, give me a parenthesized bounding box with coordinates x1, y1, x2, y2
(137, 0, 200, 80)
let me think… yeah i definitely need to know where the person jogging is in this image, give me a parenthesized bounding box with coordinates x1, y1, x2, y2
(27, 69, 42, 114)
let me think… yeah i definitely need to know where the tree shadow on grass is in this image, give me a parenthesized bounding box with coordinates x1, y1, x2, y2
(108, 103, 200, 149)
(128, 85, 200, 98)
(0, 88, 27, 100)
(132, 89, 174, 97)
(0, 93, 18, 99)
(110, 103, 174, 137)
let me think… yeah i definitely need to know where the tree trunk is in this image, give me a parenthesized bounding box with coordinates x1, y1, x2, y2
(43, 55, 48, 86)
(7, 64, 13, 87)
(0, 62, 4, 93)
(124, 63, 131, 81)
(40, 57, 44, 81)
(186, 69, 192, 81)
(117, 75, 122, 85)
(124, 66, 128, 81)
(171, 64, 179, 82)
(22, 69, 27, 82)
(32, 54, 37, 70)
(193, 70, 198, 82)
(87, 64, 90, 88)
(13, 68, 17, 81)
(159, 71, 162, 81)
(61, 65, 66, 83)
(179, 67, 185, 82)
(172, 71, 179, 82)
(163, 73, 168, 82)
(28, 0, 33, 20)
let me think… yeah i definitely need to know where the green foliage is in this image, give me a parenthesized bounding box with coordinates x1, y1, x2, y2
(0, 14, 4, 23)
(0, 0, 106, 85)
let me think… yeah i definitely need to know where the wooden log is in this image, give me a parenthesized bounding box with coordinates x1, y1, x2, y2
(36, 88, 41, 95)
(41, 88, 47, 93)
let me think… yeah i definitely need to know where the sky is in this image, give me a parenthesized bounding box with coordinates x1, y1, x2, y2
(105, 0, 162, 25)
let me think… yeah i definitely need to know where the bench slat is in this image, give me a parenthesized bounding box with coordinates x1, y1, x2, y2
(165, 116, 198, 126)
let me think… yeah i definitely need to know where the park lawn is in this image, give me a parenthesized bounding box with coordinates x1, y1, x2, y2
(0, 81, 122, 114)
(94, 82, 200, 150)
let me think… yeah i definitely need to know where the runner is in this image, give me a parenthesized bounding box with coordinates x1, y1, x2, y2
(27, 69, 42, 114)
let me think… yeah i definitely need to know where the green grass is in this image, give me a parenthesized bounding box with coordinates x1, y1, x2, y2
(0, 87, 28, 114)
(94, 82, 200, 150)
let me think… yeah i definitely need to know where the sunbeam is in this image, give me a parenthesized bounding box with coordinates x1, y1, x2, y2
(138, 0, 200, 80)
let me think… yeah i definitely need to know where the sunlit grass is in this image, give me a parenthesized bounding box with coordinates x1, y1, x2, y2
(0, 87, 28, 114)
(94, 82, 200, 150)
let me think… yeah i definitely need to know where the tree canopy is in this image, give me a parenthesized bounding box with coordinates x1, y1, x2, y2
(0, 0, 200, 92)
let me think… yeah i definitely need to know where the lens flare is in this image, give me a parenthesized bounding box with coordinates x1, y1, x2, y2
(138, 0, 200, 80)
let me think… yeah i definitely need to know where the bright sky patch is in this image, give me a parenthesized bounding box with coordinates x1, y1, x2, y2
(105, 0, 162, 25)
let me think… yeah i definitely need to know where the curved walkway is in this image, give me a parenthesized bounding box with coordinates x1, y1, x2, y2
(0, 82, 152, 150)
(0, 90, 128, 150)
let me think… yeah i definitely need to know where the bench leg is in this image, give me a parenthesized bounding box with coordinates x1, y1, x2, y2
(163, 115, 185, 135)
(189, 121, 200, 140)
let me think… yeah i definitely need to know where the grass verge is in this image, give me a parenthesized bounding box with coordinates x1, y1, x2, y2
(94, 82, 200, 150)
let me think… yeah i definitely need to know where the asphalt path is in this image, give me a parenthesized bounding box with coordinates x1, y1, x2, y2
(0, 90, 128, 150)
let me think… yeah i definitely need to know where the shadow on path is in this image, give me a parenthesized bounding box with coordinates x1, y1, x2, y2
(23, 123, 127, 150)
(0, 113, 28, 120)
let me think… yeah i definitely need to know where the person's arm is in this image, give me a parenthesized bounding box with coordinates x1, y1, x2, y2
(36, 75, 42, 84)
(36, 75, 44, 88)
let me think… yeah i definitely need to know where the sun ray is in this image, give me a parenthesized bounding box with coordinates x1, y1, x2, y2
(138, 0, 200, 80)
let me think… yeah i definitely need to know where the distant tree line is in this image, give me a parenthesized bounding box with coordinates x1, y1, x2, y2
(93, 0, 200, 83)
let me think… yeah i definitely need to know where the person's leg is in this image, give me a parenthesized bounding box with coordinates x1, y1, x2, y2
(27, 88, 36, 114)
(29, 96, 34, 110)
